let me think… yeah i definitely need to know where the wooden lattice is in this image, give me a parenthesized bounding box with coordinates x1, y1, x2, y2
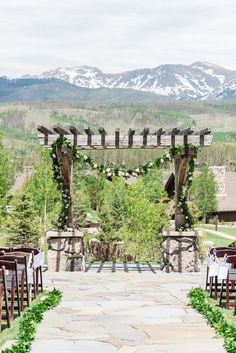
(38, 126, 212, 149)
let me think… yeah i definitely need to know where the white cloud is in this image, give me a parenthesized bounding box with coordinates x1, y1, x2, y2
(0, 0, 236, 76)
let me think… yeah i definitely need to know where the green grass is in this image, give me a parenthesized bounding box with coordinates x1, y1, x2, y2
(202, 225, 236, 237)
(201, 231, 233, 247)
(208, 297, 236, 327)
(0, 317, 20, 348)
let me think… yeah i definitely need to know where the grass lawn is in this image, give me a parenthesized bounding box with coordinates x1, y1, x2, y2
(0, 317, 20, 348)
(201, 231, 234, 247)
(208, 296, 236, 328)
(202, 225, 236, 237)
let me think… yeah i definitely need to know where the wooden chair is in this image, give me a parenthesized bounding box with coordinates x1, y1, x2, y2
(0, 247, 13, 253)
(0, 254, 31, 309)
(219, 255, 236, 310)
(0, 267, 11, 329)
(206, 247, 231, 294)
(13, 247, 43, 296)
(0, 260, 20, 326)
(207, 248, 236, 299)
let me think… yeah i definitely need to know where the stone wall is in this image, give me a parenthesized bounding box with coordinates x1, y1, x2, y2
(162, 231, 201, 272)
(47, 230, 85, 272)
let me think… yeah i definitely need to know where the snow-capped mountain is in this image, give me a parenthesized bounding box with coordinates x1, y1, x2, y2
(30, 61, 236, 100)
(205, 79, 236, 100)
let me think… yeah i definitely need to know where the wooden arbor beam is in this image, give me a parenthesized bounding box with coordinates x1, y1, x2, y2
(69, 126, 81, 146)
(37, 125, 54, 146)
(37, 126, 213, 149)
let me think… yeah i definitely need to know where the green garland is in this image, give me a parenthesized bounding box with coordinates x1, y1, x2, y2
(188, 288, 236, 353)
(177, 157, 196, 231)
(2, 289, 62, 353)
(50, 137, 199, 231)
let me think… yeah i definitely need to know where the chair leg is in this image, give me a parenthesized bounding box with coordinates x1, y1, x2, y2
(226, 279, 230, 309)
(2, 273, 10, 328)
(214, 276, 218, 299)
(0, 285, 3, 331)
(14, 273, 21, 316)
(33, 270, 37, 299)
(205, 267, 209, 291)
(219, 280, 224, 306)
(40, 266, 43, 292)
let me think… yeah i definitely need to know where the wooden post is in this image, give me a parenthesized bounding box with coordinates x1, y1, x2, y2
(128, 128, 135, 148)
(56, 143, 74, 228)
(141, 128, 149, 147)
(98, 127, 107, 148)
(84, 128, 94, 146)
(174, 147, 195, 231)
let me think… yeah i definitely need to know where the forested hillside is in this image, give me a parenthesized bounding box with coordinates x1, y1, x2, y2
(1, 100, 236, 171)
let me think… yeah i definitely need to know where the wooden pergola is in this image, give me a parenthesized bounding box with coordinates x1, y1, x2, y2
(38, 126, 212, 231)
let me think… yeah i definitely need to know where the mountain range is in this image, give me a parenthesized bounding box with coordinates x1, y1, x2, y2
(1, 61, 236, 102)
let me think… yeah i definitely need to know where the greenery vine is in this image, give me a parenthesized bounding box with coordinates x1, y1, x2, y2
(2, 288, 62, 353)
(50, 137, 199, 230)
(188, 287, 236, 353)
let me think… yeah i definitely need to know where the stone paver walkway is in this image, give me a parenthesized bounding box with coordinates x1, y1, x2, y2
(30, 266, 226, 353)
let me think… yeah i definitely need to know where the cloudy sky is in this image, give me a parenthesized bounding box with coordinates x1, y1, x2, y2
(1, 0, 235, 77)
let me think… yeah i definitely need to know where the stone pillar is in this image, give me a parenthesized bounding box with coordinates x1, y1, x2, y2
(46, 230, 85, 272)
(162, 230, 201, 272)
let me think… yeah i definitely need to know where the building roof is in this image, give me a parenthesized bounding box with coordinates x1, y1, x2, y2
(217, 172, 236, 212)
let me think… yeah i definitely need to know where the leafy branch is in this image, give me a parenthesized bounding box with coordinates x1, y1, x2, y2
(2, 289, 62, 353)
(188, 287, 236, 353)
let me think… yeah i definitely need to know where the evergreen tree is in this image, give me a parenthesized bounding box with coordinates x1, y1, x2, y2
(6, 188, 41, 246)
(0, 131, 14, 223)
(189, 166, 218, 223)
(27, 149, 61, 230)
(98, 197, 117, 242)
(73, 188, 91, 228)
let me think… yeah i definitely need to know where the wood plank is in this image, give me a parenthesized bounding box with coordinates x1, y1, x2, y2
(38, 133, 213, 148)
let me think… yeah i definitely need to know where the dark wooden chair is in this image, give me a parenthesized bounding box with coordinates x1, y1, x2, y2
(0, 260, 20, 326)
(0, 247, 13, 253)
(207, 248, 236, 299)
(0, 267, 11, 328)
(206, 247, 231, 294)
(0, 255, 30, 310)
(219, 255, 236, 311)
(13, 247, 43, 296)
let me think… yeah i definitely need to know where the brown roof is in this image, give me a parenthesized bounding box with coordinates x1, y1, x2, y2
(217, 172, 236, 212)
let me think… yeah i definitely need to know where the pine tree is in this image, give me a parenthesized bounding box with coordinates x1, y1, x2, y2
(73, 188, 91, 228)
(6, 188, 41, 246)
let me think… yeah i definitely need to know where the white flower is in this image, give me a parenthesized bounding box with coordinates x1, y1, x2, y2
(118, 171, 124, 177)
(107, 172, 112, 177)
(188, 176, 193, 181)
(149, 162, 153, 167)
(160, 158, 164, 163)
(93, 163, 98, 169)
(83, 156, 88, 161)
(135, 168, 140, 173)
(132, 172, 137, 177)
(52, 154, 56, 158)
(166, 153, 171, 160)
(106, 168, 111, 172)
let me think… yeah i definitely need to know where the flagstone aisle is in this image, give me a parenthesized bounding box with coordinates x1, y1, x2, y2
(30, 266, 226, 353)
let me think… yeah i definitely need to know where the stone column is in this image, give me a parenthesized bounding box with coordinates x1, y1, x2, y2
(162, 230, 201, 272)
(47, 230, 85, 272)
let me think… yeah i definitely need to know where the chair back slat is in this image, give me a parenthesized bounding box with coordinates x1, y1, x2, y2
(13, 247, 40, 255)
